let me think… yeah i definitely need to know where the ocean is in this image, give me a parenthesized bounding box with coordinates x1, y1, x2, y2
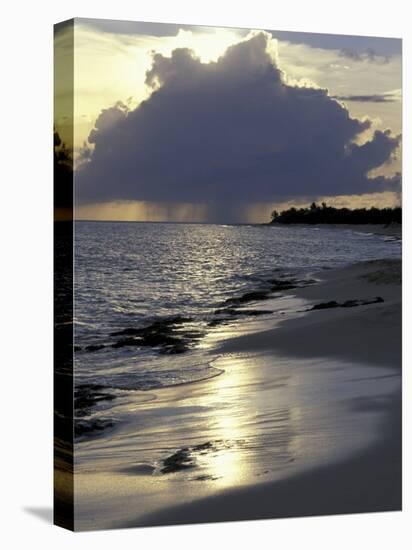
(71, 221, 401, 528)
(74, 221, 400, 397)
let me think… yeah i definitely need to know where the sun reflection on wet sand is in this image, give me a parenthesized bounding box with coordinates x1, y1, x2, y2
(184, 356, 255, 487)
(74, 350, 400, 530)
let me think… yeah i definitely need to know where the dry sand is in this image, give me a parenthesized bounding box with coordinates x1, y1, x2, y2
(141, 258, 402, 526)
(221, 259, 402, 368)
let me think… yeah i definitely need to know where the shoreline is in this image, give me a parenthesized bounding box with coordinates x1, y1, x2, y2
(73, 258, 402, 530)
(138, 258, 402, 528)
(269, 222, 402, 239)
(220, 259, 401, 368)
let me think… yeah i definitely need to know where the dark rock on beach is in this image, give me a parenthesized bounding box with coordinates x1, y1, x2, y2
(110, 315, 193, 337)
(85, 344, 105, 352)
(75, 417, 115, 438)
(342, 296, 384, 307)
(161, 448, 196, 474)
(340, 299, 360, 308)
(208, 318, 226, 327)
(160, 440, 233, 475)
(222, 290, 272, 307)
(268, 277, 316, 291)
(192, 442, 214, 452)
(75, 384, 116, 416)
(108, 316, 202, 354)
(310, 300, 340, 310)
(308, 296, 384, 311)
(73, 384, 118, 440)
(209, 276, 317, 328)
(208, 308, 272, 327)
(221, 277, 316, 309)
(192, 474, 220, 481)
(268, 278, 299, 291)
(214, 308, 271, 316)
(161, 442, 216, 474)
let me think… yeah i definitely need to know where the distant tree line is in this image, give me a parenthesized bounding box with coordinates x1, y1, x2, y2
(270, 202, 402, 225)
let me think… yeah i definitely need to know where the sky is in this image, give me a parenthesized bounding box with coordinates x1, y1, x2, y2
(54, 18, 402, 223)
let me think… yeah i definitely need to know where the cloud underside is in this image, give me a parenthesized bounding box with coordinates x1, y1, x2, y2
(76, 32, 401, 221)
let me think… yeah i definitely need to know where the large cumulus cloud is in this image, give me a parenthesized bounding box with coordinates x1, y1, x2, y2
(76, 32, 401, 220)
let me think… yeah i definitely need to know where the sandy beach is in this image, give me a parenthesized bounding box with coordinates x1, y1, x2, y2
(72, 256, 401, 530)
(141, 258, 402, 526)
(221, 258, 401, 367)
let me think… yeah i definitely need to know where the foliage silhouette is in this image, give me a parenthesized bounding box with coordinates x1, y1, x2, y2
(270, 202, 401, 225)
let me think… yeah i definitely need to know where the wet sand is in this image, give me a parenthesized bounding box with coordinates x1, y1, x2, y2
(142, 398, 401, 526)
(141, 259, 402, 527)
(73, 259, 402, 530)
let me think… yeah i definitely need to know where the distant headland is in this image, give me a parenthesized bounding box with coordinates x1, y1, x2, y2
(270, 202, 402, 225)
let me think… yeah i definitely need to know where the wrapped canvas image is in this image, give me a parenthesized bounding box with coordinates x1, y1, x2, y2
(54, 18, 402, 531)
